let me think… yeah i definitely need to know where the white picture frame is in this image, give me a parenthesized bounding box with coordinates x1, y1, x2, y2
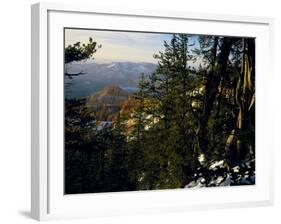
(31, 2, 274, 221)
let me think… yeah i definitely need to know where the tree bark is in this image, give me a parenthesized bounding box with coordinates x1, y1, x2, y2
(225, 38, 255, 166)
(196, 37, 232, 155)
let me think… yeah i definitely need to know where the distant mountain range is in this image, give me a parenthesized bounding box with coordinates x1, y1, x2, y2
(65, 61, 157, 99)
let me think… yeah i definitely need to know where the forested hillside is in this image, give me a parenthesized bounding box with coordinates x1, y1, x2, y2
(64, 33, 255, 194)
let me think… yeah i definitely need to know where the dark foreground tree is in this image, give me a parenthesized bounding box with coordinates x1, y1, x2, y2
(64, 33, 255, 193)
(64, 37, 101, 77)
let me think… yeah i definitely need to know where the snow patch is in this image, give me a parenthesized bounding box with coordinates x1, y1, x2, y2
(209, 160, 224, 170)
(107, 63, 116, 68)
(184, 159, 255, 188)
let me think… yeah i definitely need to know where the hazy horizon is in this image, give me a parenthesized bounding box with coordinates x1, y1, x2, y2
(65, 29, 174, 64)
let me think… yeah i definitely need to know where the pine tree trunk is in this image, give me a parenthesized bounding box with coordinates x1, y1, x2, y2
(196, 37, 232, 155)
(225, 38, 255, 166)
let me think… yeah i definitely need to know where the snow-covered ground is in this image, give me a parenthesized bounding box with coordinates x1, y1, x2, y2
(185, 159, 255, 188)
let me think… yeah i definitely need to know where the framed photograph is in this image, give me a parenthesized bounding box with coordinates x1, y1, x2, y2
(31, 2, 274, 221)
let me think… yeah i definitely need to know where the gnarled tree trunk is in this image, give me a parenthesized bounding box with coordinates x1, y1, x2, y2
(225, 38, 255, 166)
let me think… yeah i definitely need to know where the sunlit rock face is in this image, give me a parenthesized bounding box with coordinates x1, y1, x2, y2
(87, 85, 129, 121)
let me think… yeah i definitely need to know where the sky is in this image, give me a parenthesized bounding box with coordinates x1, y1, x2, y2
(65, 29, 198, 64)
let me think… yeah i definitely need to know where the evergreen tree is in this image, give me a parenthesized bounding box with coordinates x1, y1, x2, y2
(64, 32, 256, 193)
(65, 37, 101, 77)
(131, 34, 197, 188)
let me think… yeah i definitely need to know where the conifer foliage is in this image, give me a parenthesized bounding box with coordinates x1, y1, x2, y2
(65, 33, 255, 194)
